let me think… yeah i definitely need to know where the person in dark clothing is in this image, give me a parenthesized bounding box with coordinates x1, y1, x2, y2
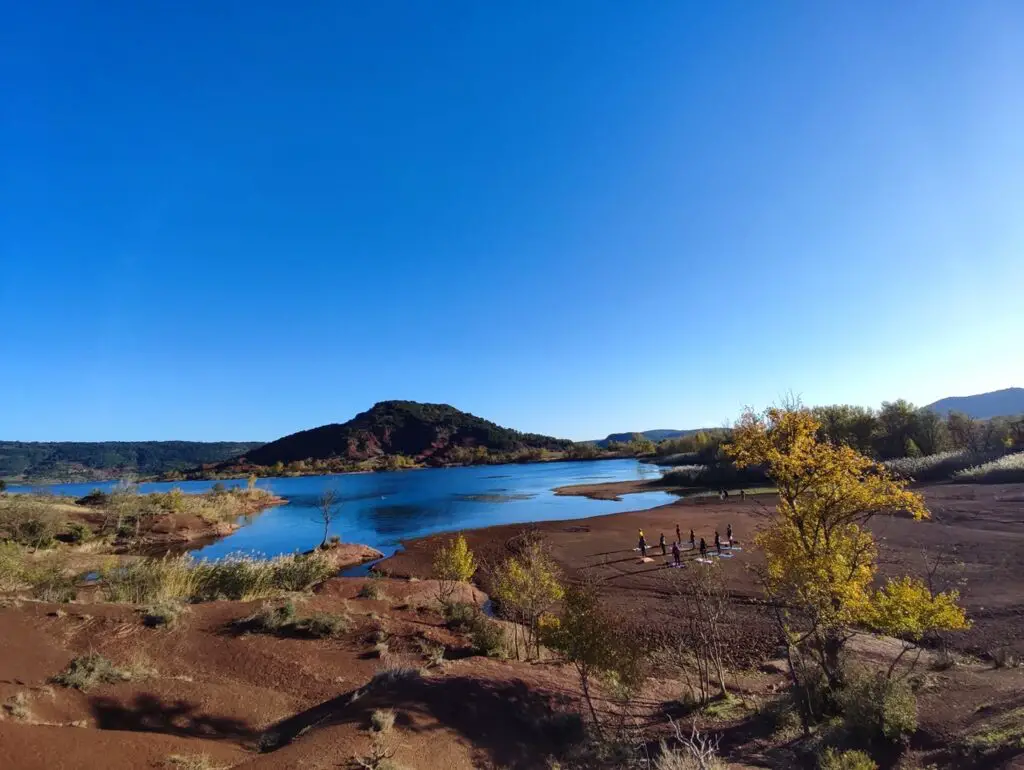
(675, 523, 681, 544)
(726, 523, 733, 544)
(659, 533, 667, 556)
(715, 531, 721, 553)
(690, 529, 696, 549)
(739, 489, 746, 501)
(639, 533, 648, 558)
(699, 537, 707, 558)
(723, 489, 729, 499)
(672, 541, 681, 565)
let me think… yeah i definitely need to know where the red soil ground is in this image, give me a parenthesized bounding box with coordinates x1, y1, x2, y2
(383, 482, 1024, 661)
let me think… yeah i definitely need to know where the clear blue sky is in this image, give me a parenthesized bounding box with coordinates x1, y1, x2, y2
(2, 1, 1022, 442)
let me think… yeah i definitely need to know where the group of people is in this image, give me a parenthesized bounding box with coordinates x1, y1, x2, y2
(637, 522, 735, 565)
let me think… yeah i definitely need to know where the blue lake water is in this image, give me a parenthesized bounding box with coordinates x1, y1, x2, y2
(12, 459, 675, 564)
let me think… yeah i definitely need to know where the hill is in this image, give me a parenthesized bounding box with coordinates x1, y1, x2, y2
(237, 401, 573, 467)
(0, 440, 264, 483)
(595, 428, 701, 446)
(926, 387, 1024, 419)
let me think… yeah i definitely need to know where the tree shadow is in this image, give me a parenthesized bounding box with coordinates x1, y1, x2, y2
(260, 673, 585, 769)
(90, 693, 257, 741)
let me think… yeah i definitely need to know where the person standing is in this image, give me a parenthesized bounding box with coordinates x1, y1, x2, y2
(639, 532, 648, 558)
(715, 530, 721, 553)
(726, 523, 733, 544)
(699, 537, 707, 558)
(675, 523, 682, 544)
(689, 529, 696, 549)
(659, 533, 667, 556)
(672, 541, 681, 565)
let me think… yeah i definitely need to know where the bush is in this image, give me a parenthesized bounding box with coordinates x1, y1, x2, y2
(442, 601, 478, 632)
(23, 557, 77, 602)
(818, 748, 878, 770)
(358, 582, 386, 600)
(101, 552, 335, 604)
(233, 602, 349, 638)
(370, 708, 396, 733)
(0, 499, 61, 549)
(470, 617, 506, 657)
(64, 521, 93, 544)
(75, 489, 110, 507)
(52, 654, 131, 691)
(884, 450, 995, 482)
(0, 542, 23, 592)
(432, 533, 476, 603)
(839, 673, 917, 743)
(143, 601, 188, 628)
(954, 451, 1024, 484)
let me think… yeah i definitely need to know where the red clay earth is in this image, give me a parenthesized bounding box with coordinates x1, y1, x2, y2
(383, 482, 1024, 662)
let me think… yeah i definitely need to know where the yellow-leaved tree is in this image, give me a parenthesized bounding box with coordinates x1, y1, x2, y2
(727, 407, 969, 725)
(493, 541, 564, 659)
(432, 534, 477, 605)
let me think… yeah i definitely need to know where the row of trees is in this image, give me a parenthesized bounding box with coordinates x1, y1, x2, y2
(652, 401, 1024, 470)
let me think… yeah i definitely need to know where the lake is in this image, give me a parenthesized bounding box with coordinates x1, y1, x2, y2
(12, 459, 675, 565)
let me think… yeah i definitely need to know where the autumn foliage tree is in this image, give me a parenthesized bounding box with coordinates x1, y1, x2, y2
(727, 407, 969, 726)
(431, 533, 477, 605)
(493, 541, 564, 659)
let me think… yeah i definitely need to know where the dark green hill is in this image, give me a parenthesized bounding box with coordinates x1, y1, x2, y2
(0, 440, 264, 483)
(239, 401, 573, 466)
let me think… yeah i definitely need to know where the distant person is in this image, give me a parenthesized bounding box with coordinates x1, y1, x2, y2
(719, 489, 725, 501)
(638, 533, 648, 558)
(715, 530, 721, 553)
(740, 489, 746, 501)
(726, 523, 733, 544)
(659, 533, 667, 555)
(675, 523, 682, 544)
(689, 529, 696, 549)
(672, 541, 681, 565)
(699, 537, 707, 558)
(723, 488, 729, 500)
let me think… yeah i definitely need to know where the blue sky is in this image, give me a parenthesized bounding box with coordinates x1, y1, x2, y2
(2, 1, 1022, 442)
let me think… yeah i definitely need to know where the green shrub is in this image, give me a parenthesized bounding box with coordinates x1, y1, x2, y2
(232, 602, 349, 638)
(358, 582, 386, 600)
(52, 654, 131, 691)
(470, 617, 506, 657)
(292, 611, 350, 638)
(64, 521, 93, 544)
(75, 489, 110, 507)
(839, 673, 917, 743)
(442, 601, 478, 632)
(819, 748, 878, 770)
(143, 601, 188, 628)
(23, 558, 77, 603)
(0, 499, 61, 549)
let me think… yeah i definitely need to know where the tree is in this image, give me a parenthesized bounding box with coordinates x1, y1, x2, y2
(493, 541, 564, 659)
(726, 407, 968, 728)
(431, 533, 477, 604)
(316, 488, 341, 547)
(541, 579, 645, 738)
(626, 436, 656, 456)
(813, 404, 878, 455)
(946, 411, 981, 452)
(663, 563, 731, 703)
(874, 400, 920, 459)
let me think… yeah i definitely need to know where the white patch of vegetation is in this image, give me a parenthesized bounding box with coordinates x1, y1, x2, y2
(953, 451, 1024, 484)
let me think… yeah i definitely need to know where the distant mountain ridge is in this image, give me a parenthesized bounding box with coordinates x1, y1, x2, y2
(0, 441, 264, 483)
(238, 401, 573, 467)
(595, 428, 701, 447)
(925, 388, 1024, 420)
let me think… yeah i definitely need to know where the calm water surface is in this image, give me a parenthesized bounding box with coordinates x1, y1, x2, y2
(14, 460, 675, 563)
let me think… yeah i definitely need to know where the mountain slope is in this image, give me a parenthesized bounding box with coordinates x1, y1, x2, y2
(239, 401, 573, 466)
(926, 388, 1024, 419)
(0, 441, 264, 482)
